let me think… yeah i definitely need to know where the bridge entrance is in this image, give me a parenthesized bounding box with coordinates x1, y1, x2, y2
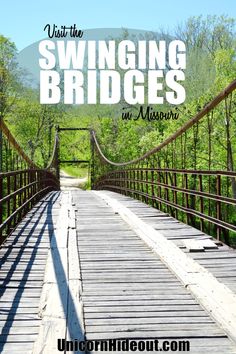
(56, 127, 94, 189)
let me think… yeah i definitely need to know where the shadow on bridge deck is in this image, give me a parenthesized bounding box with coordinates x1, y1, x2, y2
(0, 192, 60, 352)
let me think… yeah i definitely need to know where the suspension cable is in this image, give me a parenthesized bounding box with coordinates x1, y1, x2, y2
(92, 79, 236, 167)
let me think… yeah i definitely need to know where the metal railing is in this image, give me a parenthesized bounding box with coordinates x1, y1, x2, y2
(0, 119, 59, 241)
(93, 80, 236, 245)
(1, 81, 236, 245)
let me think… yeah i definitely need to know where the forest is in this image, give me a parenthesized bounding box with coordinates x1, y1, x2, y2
(0, 15, 236, 245)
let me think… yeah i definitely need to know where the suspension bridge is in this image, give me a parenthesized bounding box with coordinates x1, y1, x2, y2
(1, 81, 236, 353)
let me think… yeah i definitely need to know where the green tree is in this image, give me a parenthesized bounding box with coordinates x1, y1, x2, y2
(7, 89, 64, 167)
(0, 35, 22, 119)
(175, 15, 235, 56)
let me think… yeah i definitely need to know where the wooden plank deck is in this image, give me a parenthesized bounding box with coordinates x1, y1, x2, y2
(101, 191, 236, 294)
(1, 189, 236, 353)
(76, 191, 236, 353)
(0, 192, 60, 354)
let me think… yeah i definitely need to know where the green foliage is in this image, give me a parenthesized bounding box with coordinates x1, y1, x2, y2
(175, 15, 235, 55)
(7, 89, 64, 166)
(0, 35, 22, 119)
(62, 166, 88, 178)
(1, 15, 236, 186)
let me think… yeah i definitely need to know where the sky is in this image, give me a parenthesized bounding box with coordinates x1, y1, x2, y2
(0, 0, 236, 51)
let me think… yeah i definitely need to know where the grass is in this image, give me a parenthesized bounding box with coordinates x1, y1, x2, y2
(62, 165, 88, 178)
(61, 165, 90, 190)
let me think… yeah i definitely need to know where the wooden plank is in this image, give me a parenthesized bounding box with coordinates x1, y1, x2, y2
(66, 280, 84, 342)
(83, 299, 198, 306)
(0, 320, 40, 328)
(200, 239, 219, 249)
(32, 191, 85, 354)
(84, 304, 201, 312)
(0, 301, 41, 307)
(1, 343, 34, 353)
(85, 329, 226, 340)
(84, 317, 213, 325)
(83, 310, 210, 319)
(85, 323, 225, 333)
(32, 318, 66, 354)
(82, 289, 190, 295)
(183, 239, 205, 252)
(83, 294, 193, 300)
(0, 314, 40, 321)
(66, 215, 84, 345)
(32, 192, 69, 354)
(42, 248, 68, 284)
(183, 239, 218, 251)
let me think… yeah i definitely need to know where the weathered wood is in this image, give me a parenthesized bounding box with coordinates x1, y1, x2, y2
(32, 191, 85, 354)
(85, 329, 226, 340)
(200, 239, 219, 249)
(183, 239, 219, 251)
(94, 190, 236, 345)
(0, 343, 35, 353)
(0, 320, 41, 328)
(2, 189, 236, 353)
(66, 280, 84, 342)
(84, 316, 213, 325)
(66, 206, 84, 345)
(85, 323, 225, 333)
(32, 318, 66, 354)
(183, 239, 205, 252)
(32, 192, 69, 354)
(0, 193, 62, 354)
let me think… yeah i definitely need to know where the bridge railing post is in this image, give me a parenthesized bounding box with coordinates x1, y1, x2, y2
(6, 175, 11, 234)
(216, 175, 222, 240)
(0, 176, 2, 238)
(173, 172, 178, 219)
(184, 173, 190, 225)
(55, 127, 60, 183)
(13, 173, 17, 228)
(19, 172, 23, 221)
(145, 166, 149, 205)
(0, 117, 3, 238)
(199, 174, 204, 232)
(90, 130, 95, 189)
